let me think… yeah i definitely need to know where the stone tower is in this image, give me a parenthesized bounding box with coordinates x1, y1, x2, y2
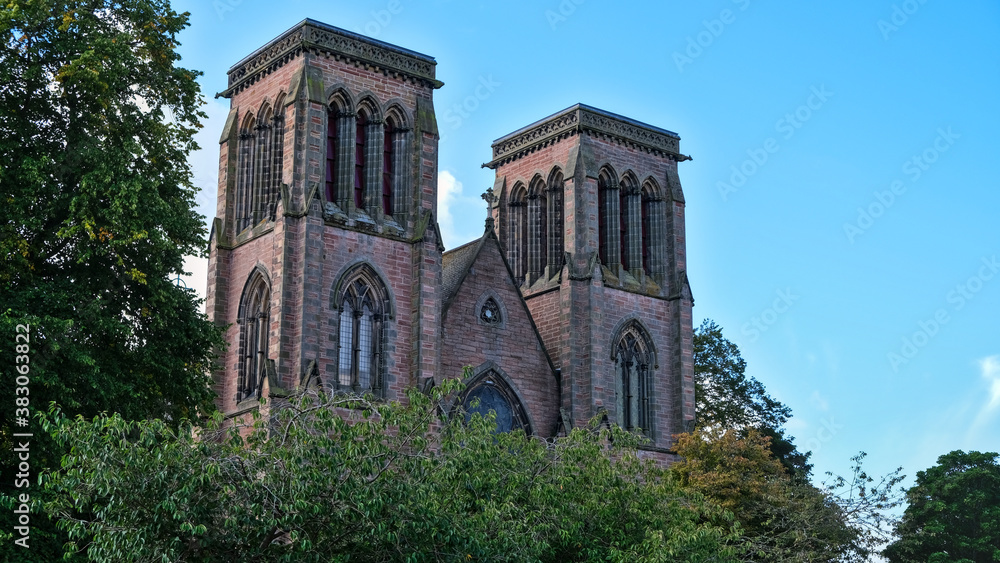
(485, 104, 695, 452)
(206, 19, 444, 414)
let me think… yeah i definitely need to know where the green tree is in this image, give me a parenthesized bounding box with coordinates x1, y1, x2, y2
(822, 452, 906, 562)
(694, 320, 790, 432)
(0, 0, 221, 557)
(22, 379, 741, 562)
(694, 319, 808, 478)
(883, 450, 1000, 563)
(672, 428, 856, 562)
(689, 321, 907, 560)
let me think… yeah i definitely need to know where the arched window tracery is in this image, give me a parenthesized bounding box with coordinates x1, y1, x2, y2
(597, 166, 619, 269)
(381, 106, 409, 219)
(612, 321, 653, 434)
(507, 183, 528, 281)
(235, 113, 256, 231)
(546, 168, 565, 277)
(334, 264, 390, 395)
(619, 172, 640, 273)
(354, 111, 368, 210)
(640, 178, 663, 278)
(237, 270, 271, 402)
(527, 175, 547, 281)
(458, 370, 530, 434)
(234, 98, 285, 233)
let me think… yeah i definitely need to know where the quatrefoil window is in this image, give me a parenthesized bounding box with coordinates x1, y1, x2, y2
(480, 297, 502, 325)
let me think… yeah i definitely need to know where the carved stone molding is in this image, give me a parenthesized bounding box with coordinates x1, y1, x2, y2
(484, 104, 691, 169)
(220, 19, 441, 99)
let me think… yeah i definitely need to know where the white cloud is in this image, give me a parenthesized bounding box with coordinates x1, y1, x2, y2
(179, 255, 208, 310)
(437, 169, 462, 247)
(437, 169, 488, 249)
(971, 354, 1000, 432)
(979, 355, 1000, 412)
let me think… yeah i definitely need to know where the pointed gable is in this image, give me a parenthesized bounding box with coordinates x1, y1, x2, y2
(440, 223, 560, 437)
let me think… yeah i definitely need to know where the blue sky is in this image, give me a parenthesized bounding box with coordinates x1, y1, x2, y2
(176, 0, 1000, 488)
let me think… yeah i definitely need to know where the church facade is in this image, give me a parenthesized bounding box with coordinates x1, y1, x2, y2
(206, 19, 695, 457)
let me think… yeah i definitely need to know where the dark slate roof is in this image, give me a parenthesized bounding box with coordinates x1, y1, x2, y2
(441, 237, 484, 306)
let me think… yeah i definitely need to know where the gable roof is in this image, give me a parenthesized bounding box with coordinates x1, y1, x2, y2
(441, 237, 483, 309)
(439, 220, 559, 379)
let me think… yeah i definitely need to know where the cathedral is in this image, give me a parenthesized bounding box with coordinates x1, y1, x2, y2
(207, 18, 695, 459)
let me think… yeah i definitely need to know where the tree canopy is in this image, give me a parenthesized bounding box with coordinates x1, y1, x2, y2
(883, 450, 1000, 563)
(672, 428, 856, 561)
(1, 0, 221, 558)
(21, 379, 742, 562)
(693, 319, 790, 432)
(693, 320, 809, 478)
(0, 0, 219, 424)
(688, 321, 906, 561)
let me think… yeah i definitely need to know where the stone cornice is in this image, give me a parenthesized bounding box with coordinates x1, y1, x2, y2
(483, 104, 691, 169)
(218, 19, 442, 99)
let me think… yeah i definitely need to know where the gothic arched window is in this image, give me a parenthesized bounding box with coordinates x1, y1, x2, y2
(459, 371, 530, 434)
(325, 108, 339, 204)
(480, 297, 502, 325)
(382, 120, 394, 216)
(234, 98, 284, 233)
(325, 91, 354, 208)
(354, 111, 368, 210)
(252, 104, 272, 226)
(546, 168, 564, 277)
(235, 113, 257, 232)
(382, 106, 409, 221)
(620, 173, 640, 273)
(267, 95, 285, 220)
(597, 167, 619, 269)
(528, 175, 547, 281)
(612, 321, 653, 434)
(238, 270, 271, 402)
(335, 264, 390, 395)
(640, 178, 662, 277)
(508, 183, 528, 281)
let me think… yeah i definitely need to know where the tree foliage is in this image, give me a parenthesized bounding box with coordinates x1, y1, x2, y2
(693, 320, 808, 478)
(693, 319, 790, 432)
(21, 379, 741, 562)
(1, 0, 221, 557)
(687, 321, 907, 561)
(672, 429, 856, 562)
(822, 452, 906, 560)
(0, 0, 220, 425)
(883, 450, 1000, 563)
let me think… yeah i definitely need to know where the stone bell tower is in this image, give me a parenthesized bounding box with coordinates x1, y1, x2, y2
(485, 104, 695, 453)
(206, 19, 444, 415)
